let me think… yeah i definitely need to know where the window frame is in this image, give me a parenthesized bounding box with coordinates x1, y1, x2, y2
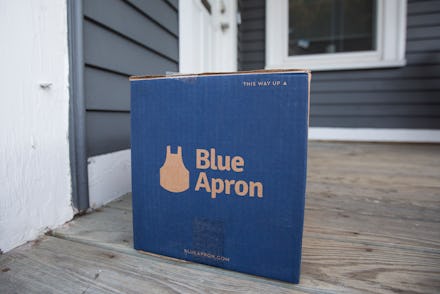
(265, 0, 407, 71)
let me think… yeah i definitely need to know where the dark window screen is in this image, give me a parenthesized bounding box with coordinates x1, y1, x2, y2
(288, 0, 376, 56)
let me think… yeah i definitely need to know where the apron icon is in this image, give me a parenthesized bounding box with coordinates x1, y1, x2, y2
(160, 146, 190, 193)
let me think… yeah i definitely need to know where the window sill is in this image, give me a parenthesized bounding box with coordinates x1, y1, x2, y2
(266, 59, 407, 72)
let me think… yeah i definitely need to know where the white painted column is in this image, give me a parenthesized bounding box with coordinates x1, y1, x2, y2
(0, 0, 73, 252)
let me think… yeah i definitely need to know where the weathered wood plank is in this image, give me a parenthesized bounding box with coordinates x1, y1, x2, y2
(2, 233, 439, 294)
(307, 142, 440, 183)
(106, 192, 132, 210)
(0, 237, 316, 294)
(54, 206, 134, 251)
(305, 208, 440, 253)
(0, 239, 116, 294)
(59, 142, 440, 253)
(67, 187, 440, 254)
(305, 142, 440, 251)
(300, 237, 440, 294)
(6, 142, 439, 293)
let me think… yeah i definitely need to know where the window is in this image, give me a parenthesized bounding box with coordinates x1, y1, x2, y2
(289, 0, 376, 56)
(266, 0, 406, 71)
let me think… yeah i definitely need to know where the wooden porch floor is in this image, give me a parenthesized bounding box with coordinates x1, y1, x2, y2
(1, 142, 439, 293)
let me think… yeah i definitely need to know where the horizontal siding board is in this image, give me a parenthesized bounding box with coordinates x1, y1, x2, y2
(164, 0, 178, 10)
(241, 30, 265, 41)
(240, 0, 264, 9)
(407, 39, 440, 52)
(86, 111, 131, 156)
(241, 40, 265, 52)
(240, 51, 265, 62)
(312, 65, 440, 81)
(85, 67, 130, 111)
(240, 19, 265, 31)
(84, 0, 178, 61)
(241, 7, 265, 20)
(406, 52, 440, 65)
(241, 62, 265, 70)
(84, 19, 178, 75)
(127, 0, 178, 36)
(310, 104, 440, 117)
(407, 26, 440, 40)
(311, 91, 440, 105)
(310, 116, 440, 129)
(312, 79, 440, 92)
(407, 13, 440, 27)
(408, 1, 440, 15)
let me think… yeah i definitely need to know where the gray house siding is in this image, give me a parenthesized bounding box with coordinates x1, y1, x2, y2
(238, 0, 440, 129)
(83, 0, 179, 156)
(237, 0, 266, 70)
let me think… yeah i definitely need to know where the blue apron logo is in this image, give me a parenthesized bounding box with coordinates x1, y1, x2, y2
(160, 145, 264, 199)
(160, 146, 190, 193)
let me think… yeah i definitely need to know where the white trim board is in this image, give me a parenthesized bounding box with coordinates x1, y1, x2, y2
(179, 0, 237, 73)
(88, 149, 132, 209)
(309, 128, 440, 143)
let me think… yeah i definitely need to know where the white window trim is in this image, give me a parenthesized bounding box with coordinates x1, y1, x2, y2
(266, 0, 407, 71)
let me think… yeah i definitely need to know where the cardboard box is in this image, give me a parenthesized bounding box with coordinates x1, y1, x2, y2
(130, 70, 310, 283)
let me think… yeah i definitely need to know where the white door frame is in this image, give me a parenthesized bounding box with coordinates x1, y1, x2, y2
(179, 0, 237, 73)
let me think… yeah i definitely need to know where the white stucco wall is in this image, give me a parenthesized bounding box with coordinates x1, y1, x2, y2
(0, 0, 73, 253)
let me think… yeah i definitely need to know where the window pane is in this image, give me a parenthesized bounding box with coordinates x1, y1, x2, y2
(288, 0, 376, 56)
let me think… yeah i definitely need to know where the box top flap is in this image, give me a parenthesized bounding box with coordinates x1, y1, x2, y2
(129, 69, 311, 81)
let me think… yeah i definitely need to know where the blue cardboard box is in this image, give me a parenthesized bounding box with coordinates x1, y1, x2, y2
(130, 70, 310, 283)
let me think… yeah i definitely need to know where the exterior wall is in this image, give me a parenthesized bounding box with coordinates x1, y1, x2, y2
(83, 0, 179, 156)
(83, 0, 179, 207)
(237, 0, 266, 70)
(0, 0, 73, 252)
(238, 0, 440, 129)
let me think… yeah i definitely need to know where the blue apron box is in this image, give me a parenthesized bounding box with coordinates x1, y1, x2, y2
(130, 70, 310, 283)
